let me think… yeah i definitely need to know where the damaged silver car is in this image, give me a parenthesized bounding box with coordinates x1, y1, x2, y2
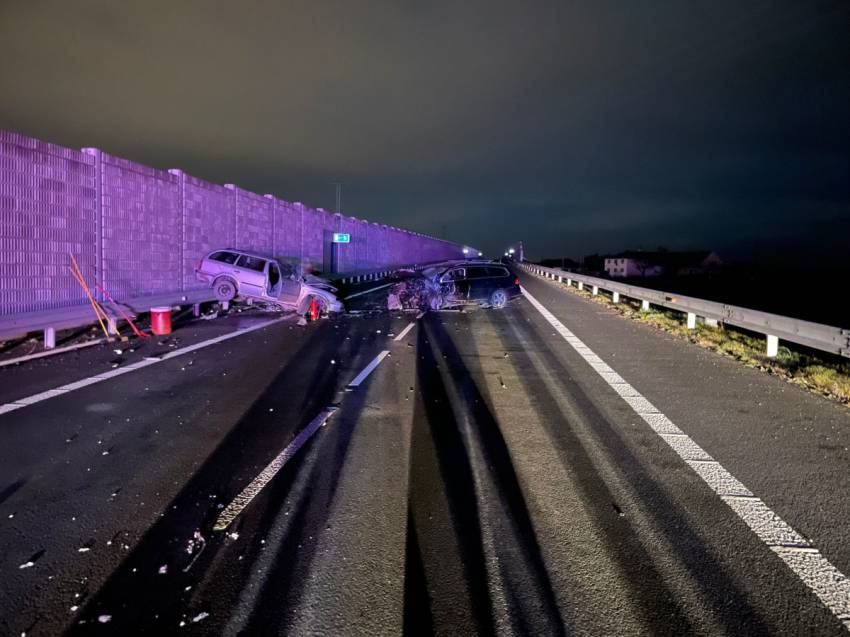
(195, 249, 343, 314)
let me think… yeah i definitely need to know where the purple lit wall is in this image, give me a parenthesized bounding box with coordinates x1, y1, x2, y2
(0, 130, 470, 316)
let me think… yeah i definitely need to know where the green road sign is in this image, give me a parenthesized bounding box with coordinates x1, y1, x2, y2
(332, 233, 351, 243)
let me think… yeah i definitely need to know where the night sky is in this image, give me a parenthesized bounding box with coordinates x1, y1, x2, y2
(1, 1, 847, 263)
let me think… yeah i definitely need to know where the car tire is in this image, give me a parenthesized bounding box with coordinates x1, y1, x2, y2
(213, 277, 237, 302)
(489, 289, 508, 309)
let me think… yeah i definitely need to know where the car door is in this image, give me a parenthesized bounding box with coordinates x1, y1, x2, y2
(465, 266, 493, 301)
(439, 267, 470, 301)
(266, 261, 283, 298)
(234, 254, 268, 298)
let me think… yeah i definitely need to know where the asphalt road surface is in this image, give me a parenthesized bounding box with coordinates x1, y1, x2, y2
(1, 271, 849, 636)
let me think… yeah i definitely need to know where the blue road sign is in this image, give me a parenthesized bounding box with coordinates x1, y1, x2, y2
(332, 233, 351, 243)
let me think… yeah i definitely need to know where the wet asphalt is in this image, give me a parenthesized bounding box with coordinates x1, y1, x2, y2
(0, 274, 848, 635)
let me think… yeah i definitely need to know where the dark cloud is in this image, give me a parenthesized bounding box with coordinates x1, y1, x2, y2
(1, 0, 847, 262)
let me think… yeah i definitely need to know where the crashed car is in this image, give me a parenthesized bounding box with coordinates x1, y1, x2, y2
(384, 261, 522, 311)
(420, 261, 521, 309)
(195, 249, 343, 314)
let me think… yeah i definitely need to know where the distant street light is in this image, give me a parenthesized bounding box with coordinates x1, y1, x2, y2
(478, 251, 483, 257)
(508, 248, 515, 255)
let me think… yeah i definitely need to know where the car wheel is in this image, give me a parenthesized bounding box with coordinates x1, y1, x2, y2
(489, 289, 508, 309)
(213, 277, 237, 302)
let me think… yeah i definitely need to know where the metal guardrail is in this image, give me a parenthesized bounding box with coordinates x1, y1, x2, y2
(522, 263, 850, 358)
(0, 289, 216, 347)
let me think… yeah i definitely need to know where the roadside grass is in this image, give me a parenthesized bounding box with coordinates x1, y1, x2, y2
(557, 279, 850, 406)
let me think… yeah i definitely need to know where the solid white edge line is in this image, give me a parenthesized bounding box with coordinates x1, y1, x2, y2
(213, 406, 338, 531)
(0, 338, 105, 368)
(394, 322, 416, 342)
(347, 350, 390, 387)
(0, 317, 286, 415)
(520, 285, 850, 630)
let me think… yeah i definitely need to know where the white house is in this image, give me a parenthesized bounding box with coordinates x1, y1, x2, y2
(604, 256, 663, 278)
(604, 251, 721, 278)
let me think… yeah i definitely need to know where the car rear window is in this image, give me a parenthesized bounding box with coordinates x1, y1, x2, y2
(236, 255, 267, 272)
(209, 251, 239, 264)
(487, 267, 509, 278)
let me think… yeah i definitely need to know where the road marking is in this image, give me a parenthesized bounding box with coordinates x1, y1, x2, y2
(394, 322, 416, 342)
(0, 317, 286, 415)
(347, 350, 390, 387)
(213, 406, 338, 531)
(0, 338, 105, 369)
(521, 286, 850, 630)
(343, 282, 394, 300)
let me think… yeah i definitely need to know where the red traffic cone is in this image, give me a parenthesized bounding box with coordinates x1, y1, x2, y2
(308, 297, 320, 322)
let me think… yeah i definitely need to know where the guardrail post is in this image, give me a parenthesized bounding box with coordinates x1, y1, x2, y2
(686, 312, 696, 329)
(44, 327, 56, 350)
(612, 291, 619, 304)
(705, 318, 718, 327)
(566, 278, 572, 286)
(577, 282, 583, 291)
(557, 275, 562, 282)
(641, 300, 650, 312)
(766, 335, 779, 358)
(193, 303, 201, 318)
(592, 285, 599, 296)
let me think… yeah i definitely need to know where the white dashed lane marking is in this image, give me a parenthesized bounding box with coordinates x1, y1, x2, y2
(521, 285, 850, 630)
(213, 406, 338, 531)
(394, 322, 416, 342)
(347, 351, 390, 387)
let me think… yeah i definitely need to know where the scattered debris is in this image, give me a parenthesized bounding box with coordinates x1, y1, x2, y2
(19, 549, 45, 569)
(297, 317, 308, 326)
(184, 530, 207, 572)
(192, 612, 209, 623)
(158, 564, 168, 575)
(97, 615, 112, 624)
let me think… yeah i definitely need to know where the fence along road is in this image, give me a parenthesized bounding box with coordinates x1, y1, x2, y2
(522, 263, 850, 359)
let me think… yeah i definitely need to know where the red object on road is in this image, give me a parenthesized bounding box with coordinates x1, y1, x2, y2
(150, 306, 172, 335)
(308, 297, 320, 322)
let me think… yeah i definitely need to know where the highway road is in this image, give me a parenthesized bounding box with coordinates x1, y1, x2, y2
(1, 270, 849, 635)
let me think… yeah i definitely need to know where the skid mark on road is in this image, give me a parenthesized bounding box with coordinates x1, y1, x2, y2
(215, 343, 395, 530)
(522, 286, 850, 631)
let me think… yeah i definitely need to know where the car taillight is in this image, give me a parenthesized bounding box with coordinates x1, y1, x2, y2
(514, 277, 520, 286)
